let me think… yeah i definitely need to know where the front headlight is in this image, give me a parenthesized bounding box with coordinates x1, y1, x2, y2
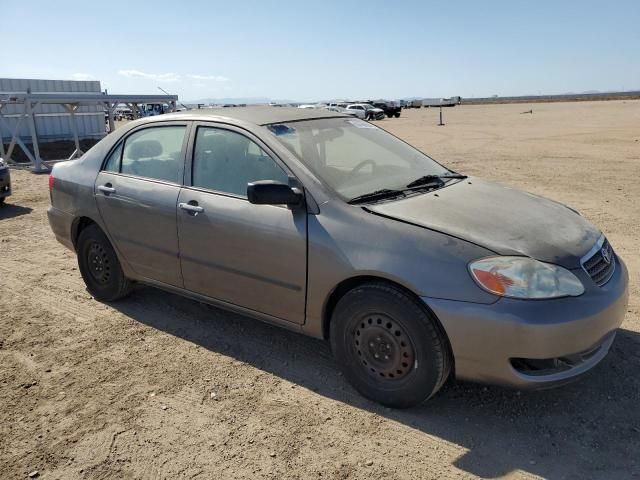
(469, 256, 584, 299)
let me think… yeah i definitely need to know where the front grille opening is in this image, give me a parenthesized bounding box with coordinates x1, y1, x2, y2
(581, 237, 616, 287)
(511, 343, 602, 376)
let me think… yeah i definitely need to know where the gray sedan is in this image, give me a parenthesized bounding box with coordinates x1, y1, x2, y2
(47, 107, 629, 407)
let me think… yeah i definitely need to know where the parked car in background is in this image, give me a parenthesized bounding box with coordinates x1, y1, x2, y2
(324, 106, 359, 117)
(47, 107, 629, 408)
(402, 99, 423, 109)
(371, 100, 402, 118)
(328, 101, 350, 109)
(115, 107, 134, 120)
(345, 103, 385, 120)
(0, 157, 11, 205)
(342, 104, 366, 119)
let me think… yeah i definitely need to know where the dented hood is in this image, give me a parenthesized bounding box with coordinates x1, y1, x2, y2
(367, 178, 600, 268)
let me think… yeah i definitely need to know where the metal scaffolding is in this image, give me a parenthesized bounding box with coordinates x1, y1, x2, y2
(0, 90, 178, 172)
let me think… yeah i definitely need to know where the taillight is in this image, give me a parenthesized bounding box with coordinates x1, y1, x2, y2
(48, 175, 55, 190)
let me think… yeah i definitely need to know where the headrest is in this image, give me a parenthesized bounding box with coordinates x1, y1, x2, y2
(225, 134, 247, 159)
(198, 132, 227, 153)
(128, 140, 162, 160)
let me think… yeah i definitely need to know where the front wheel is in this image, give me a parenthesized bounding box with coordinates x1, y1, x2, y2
(77, 224, 132, 302)
(330, 282, 451, 408)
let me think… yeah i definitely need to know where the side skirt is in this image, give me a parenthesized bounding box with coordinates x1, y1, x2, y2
(135, 277, 306, 335)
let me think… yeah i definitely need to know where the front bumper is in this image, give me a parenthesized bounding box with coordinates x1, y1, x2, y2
(425, 256, 629, 388)
(0, 167, 11, 198)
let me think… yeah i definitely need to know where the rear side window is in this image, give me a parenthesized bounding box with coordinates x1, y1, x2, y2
(119, 126, 186, 183)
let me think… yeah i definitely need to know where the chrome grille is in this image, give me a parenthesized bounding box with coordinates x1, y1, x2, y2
(581, 236, 615, 287)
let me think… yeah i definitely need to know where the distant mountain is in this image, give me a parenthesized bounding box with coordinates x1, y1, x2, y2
(184, 97, 296, 105)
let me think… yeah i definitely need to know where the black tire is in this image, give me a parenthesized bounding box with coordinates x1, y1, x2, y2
(0, 197, 5, 206)
(77, 224, 132, 302)
(330, 282, 451, 408)
(394, 112, 400, 118)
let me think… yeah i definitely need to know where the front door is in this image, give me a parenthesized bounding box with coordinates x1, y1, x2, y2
(177, 124, 307, 324)
(95, 123, 189, 287)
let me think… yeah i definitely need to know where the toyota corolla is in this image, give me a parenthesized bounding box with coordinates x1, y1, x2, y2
(47, 107, 628, 407)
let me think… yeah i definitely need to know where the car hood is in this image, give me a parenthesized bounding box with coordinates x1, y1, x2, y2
(367, 177, 600, 268)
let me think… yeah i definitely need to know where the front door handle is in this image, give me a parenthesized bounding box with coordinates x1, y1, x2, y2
(179, 202, 204, 215)
(98, 184, 116, 194)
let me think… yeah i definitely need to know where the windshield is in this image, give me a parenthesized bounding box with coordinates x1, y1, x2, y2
(267, 118, 451, 200)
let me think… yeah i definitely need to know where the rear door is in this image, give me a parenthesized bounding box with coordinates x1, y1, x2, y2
(177, 123, 307, 324)
(95, 122, 190, 287)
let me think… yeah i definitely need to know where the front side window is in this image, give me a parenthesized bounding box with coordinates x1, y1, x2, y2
(119, 126, 186, 183)
(192, 127, 288, 197)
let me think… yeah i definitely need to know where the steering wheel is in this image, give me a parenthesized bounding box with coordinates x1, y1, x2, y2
(342, 159, 376, 184)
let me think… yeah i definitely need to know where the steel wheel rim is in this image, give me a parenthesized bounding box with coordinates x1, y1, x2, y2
(353, 314, 416, 381)
(87, 241, 111, 285)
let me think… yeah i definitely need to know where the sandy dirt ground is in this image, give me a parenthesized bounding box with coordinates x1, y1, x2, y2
(1, 100, 639, 479)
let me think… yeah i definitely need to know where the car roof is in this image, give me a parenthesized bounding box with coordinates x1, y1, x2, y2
(143, 106, 346, 127)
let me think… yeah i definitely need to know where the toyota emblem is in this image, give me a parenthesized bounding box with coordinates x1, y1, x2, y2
(601, 247, 611, 264)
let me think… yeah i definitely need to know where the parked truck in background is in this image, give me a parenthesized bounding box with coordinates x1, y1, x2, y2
(423, 96, 462, 107)
(370, 100, 402, 118)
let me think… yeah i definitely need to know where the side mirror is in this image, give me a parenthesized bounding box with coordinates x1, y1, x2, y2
(247, 180, 302, 206)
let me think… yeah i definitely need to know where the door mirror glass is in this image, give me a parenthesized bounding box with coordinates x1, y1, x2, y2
(247, 180, 301, 205)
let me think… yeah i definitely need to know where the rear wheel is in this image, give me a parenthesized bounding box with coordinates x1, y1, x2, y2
(330, 282, 451, 408)
(394, 112, 400, 118)
(0, 197, 5, 206)
(77, 224, 132, 302)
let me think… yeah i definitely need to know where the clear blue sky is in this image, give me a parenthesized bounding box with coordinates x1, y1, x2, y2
(3, 0, 639, 101)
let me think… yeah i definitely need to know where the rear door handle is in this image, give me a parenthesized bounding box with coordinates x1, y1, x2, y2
(98, 184, 116, 194)
(179, 202, 204, 214)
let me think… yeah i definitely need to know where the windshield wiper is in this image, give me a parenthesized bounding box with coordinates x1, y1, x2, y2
(406, 173, 467, 188)
(348, 189, 405, 205)
(349, 173, 468, 205)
